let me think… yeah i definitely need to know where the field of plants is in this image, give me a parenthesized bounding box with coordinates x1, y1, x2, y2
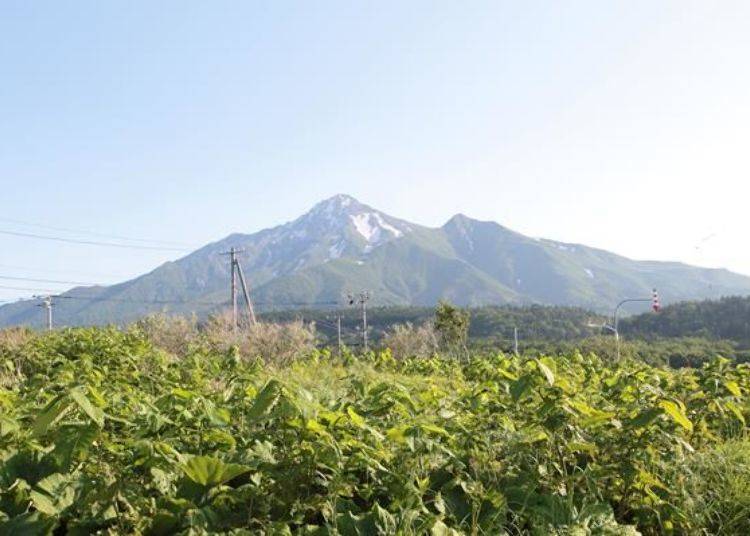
(2, 324, 750, 534)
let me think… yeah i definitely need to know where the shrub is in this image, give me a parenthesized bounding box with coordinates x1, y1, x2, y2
(382, 321, 439, 360)
(0, 327, 34, 388)
(202, 310, 316, 365)
(131, 313, 198, 357)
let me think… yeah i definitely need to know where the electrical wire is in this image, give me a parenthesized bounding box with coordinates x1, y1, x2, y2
(54, 295, 226, 307)
(0, 263, 131, 280)
(0, 229, 190, 252)
(0, 284, 61, 293)
(310, 318, 362, 336)
(0, 275, 100, 286)
(252, 300, 340, 307)
(0, 216, 196, 248)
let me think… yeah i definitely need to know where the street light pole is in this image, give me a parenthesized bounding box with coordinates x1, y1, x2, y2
(587, 289, 660, 360)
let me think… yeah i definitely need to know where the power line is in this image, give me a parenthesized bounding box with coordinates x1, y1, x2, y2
(253, 300, 339, 307)
(0, 284, 61, 293)
(0, 283, 345, 316)
(0, 263, 131, 280)
(0, 275, 99, 286)
(55, 295, 334, 308)
(0, 229, 190, 252)
(0, 217, 196, 248)
(55, 295, 226, 307)
(0, 285, 343, 309)
(314, 317, 359, 333)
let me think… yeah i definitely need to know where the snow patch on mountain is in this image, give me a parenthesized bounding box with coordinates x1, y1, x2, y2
(328, 241, 345, 260)
(350, 212, 403, 243)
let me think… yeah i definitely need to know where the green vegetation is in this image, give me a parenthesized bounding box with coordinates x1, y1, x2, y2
(2, 319, 750, 534)
(621, 295, 750, 345)
(265, 304, 605, 346)
(269, 303, 750, 366)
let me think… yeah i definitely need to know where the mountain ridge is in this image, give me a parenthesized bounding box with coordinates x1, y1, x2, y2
(2, 194, 750, 327)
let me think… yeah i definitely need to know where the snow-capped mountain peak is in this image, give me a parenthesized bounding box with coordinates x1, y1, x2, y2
(294, 194, 411, 247)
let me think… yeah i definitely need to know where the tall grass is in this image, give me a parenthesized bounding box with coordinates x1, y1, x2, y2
(671, 439, 750, 534)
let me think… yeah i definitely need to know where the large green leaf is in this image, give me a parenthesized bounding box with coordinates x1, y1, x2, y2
(30, 473, 78, 516)
(32, 395, 71, 437)
(659, 400, 693, 432)
(0, 416, 19, 437)
(510, 375, 533, 402)
(628, 408, 662, 429)
(50, 424, 99, 471)
(536, 358, 555, 386)
(69, 387, 105, 428)
(246, 380, 283, 422)
(180, 456, 251, 488)
(0, 512, 56, 536)
(724, 380, 742, 397)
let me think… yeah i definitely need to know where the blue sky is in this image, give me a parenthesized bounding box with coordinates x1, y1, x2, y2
(2, 1, 750, 302)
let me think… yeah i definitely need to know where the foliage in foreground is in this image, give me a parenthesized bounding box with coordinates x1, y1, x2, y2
(1, 327, 750, 534)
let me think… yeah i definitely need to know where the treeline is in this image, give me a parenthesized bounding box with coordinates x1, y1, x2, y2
(514, 336, 750, 368)
(621, 295, 750, 345)
(261, 304, 605, 345)
(261, 300, 750, 367)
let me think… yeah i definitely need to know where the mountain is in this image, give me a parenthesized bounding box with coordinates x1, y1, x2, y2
(2, 194, 750, 327)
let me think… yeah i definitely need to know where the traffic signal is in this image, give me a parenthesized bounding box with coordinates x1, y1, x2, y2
(652, 288, 660, 312)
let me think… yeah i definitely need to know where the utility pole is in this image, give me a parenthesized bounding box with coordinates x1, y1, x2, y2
(35, 295, 54, 331)
(513, 326, 519, 356)
(348, 291, 370, 352)
(337, 313, 342, 357)
(221, 247, 241, 330)
(230, 248, 238, 329)
(220, 247, 257, 329)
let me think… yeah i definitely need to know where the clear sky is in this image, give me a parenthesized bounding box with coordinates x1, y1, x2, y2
(2, 1, 749, 302)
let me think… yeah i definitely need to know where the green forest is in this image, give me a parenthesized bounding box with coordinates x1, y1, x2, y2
(266, 297, 750, 366)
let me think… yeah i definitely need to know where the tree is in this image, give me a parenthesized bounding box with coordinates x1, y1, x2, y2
(434, 301, 470, 359)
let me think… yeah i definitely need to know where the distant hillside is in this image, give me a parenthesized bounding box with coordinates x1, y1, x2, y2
(2, 194, 750, 327)
(620, 295, 750, 344)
